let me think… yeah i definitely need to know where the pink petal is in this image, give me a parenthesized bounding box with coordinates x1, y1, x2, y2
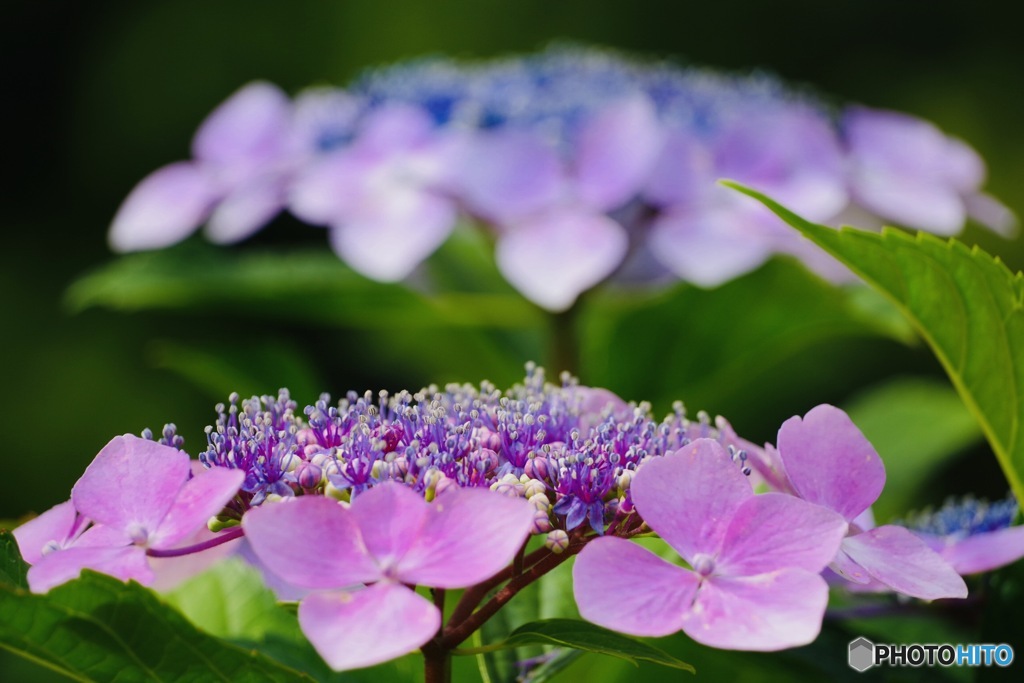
(573, 96, 661, 211)
(241, 496, 381, 589)
(630, 439, 752, 564)
(395, 487, 534, 588)
(776, 405, 885, 522)
(192, 81, 293, 165)
(681, 569, 829, 651)
(109, 162, 216, 252)
(329, 186, 456, 282)
(299, 582, 440, 671)
(150, 467, 245, 549)
(716, 493, 847, 576)
(71, 435, 190, 540)
(27, 546, 153, 593)
(934, 526, 1024, 575)
(348, 483, 428, 572)
(149, 528, 244, 592)
(204, 180, 285, 244)
(495, 207, 628, 312)
(573, 536, 699, 637)
(842, 526, 967, 599)
(74, 524, 132, 548)
(829, 545, 872, 584)
(13, 500, 78, 565)
(455, 130, 564, 222)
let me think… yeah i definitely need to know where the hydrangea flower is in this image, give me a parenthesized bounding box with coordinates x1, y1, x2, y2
(242, 482, 534, 670)
(902, 494, 1024, 575)
(774, 405, 968, 599)
(109, 47, 1013, 311)
(21, 435, 244, 593)
(573, 438, 848, 650)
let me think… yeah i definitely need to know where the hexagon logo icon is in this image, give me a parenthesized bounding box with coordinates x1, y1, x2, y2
(849, 637, 875, 672)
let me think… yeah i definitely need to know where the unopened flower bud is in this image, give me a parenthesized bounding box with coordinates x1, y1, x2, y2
(528, 493, 551, 513)
(523, 478, 547, 499)
(531, 509, 552, 534)
(545, 529, 570, 553)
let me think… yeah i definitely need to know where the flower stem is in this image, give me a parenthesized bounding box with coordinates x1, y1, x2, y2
(146, 526, 244, 557)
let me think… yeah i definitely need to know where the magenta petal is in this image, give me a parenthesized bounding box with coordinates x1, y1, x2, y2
(299, 582, 440, 671)
(27, 546, 153, 593)
(13, 500, 77, 565)
(776, 405, 885, 522)
(396, 488, 534, 588)
(456, 130, 564, 221)
(716, 493, 847, 576)
(242, 497, 381, 589)
(349, 483, 428, 571)
(573, 536, 698, 637)
(150, 467, 245, 549)
(192, 81, 292, 165)
(631, 439, 752, 563)
(842, 526, 967, 599)
(495, 208, 628, 312)
(109, 162, 215, 252)
(829, 545, 872, 584)
(573, 96, 661, 211)
(934, 527, 1024, 575)
(72, 435, 190, 539)
(74, 524, 131, 549)
(681, 569, 829, 651)
(329, 187, 456, 281)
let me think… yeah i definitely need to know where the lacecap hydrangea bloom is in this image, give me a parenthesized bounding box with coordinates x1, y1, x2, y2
(15, 368, 1001, 672)
(109, 46, 1014, 312)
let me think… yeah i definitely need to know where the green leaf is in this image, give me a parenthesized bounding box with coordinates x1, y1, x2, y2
(727, 181, 1024, 505)
(843, 377, 983, 522)
(66, 241, 544, 331)
(0, 530, 29, 590)
(455, 619, 694, 674)
(0, 570, 313, 682)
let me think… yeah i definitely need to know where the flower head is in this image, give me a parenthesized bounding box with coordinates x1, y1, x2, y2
(573, 439, 848, 650)
(775, 405, 967, 599)
(23, 435, 244, 592)
(242, 482, 534, 670)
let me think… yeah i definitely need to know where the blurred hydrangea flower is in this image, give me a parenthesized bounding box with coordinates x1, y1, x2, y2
(110, 47, 1014, 311)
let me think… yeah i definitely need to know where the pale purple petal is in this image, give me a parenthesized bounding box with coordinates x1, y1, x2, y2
(328, 186, 456, 281)
(849, 172, 965, 235)
(71, 435, 190, 539)
(455, 130, 564, 222)
(828, 545, 872, 584)
(27, 546, 153, 593)
(13, 500, 77, 565)
(965, 192, 1018, 237)
(299, 582, 440, 671)
(495, 208, 628, 312)
(395, 487, 534, 588)
(924, 526, 1024, 576)
(150, 467, 245, 549)
(241, 496, 381, 589)
(204, 180, 285, 244)
(573, 96, 661, 211)
(776, 404, 885, 522)
(631, 439, 752, 563)
(681, 569, 829, 651)
(715, 108, 847, 221)
(109, 163, 216, 252)
(841, 525, 967, 599)
(642, 130, 711, 208)
(192, 81, 293, 165)
(353, 105, 435, 156)
(348, 483, 428, 572)
(573, 536, 699, 637)
(73, 524, 132, 548)
(288, 153, 364, 225)
(149, 528, 244, 592)
(647, 203, 776, 287)
(716, 493, 847, 576)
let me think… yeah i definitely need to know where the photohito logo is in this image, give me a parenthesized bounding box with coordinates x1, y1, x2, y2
(848, 637, 1014, 671)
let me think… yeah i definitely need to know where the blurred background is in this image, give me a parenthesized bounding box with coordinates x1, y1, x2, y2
(7, 0, 1024, 526)
(3, 1, 1024, 678)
